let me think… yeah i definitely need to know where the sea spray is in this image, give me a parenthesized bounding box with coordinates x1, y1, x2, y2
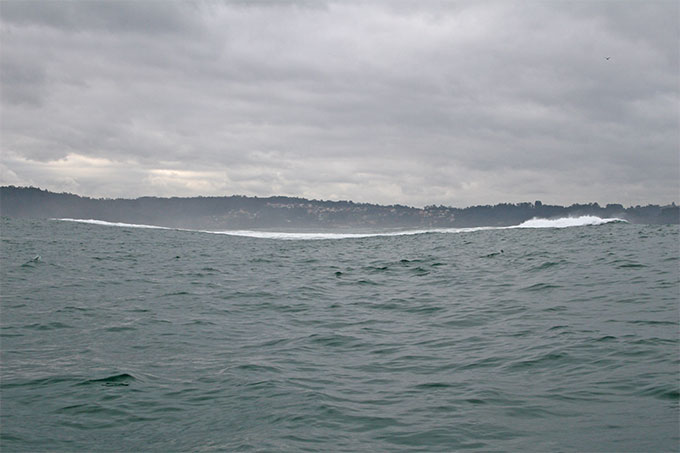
(516, 216, 627, 229)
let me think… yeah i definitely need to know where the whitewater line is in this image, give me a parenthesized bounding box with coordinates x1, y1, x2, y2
(52, 216, 627, 240)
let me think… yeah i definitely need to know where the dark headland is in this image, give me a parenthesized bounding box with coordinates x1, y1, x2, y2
(1, 186, 678, 230)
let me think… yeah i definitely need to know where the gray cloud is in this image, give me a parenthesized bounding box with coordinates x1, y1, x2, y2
(1, 0, 678, 207)
(0, 1, 199, 35)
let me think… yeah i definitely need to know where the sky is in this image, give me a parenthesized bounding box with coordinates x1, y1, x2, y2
(1, 0, 678, 208)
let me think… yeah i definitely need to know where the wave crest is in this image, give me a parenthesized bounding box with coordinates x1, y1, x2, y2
(53, 216, 626, 240)
(56, 218, 171, 230)
(516, 216, 626, 229)
(208, 229, 452, 240)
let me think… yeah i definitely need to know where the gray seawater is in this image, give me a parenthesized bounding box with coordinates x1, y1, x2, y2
(1, 217, 678, 452)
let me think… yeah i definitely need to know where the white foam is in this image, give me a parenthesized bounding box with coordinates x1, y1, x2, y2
(205, 226, 505, 240)
(204, 229, 448, 240)
(515, 216, 626, 229)
(55, 218, 172, 230)
(53, 216, 626, 240)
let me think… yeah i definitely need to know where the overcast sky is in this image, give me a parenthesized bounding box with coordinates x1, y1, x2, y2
(1, 1, 678, 207)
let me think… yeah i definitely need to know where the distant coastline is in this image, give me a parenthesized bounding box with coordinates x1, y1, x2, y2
(1, 186, 678, 229)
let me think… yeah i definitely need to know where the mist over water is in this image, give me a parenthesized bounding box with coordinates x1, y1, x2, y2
(1, 217, 678, 452)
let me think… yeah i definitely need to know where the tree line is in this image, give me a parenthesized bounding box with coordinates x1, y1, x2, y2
(1, 186, 677, 229)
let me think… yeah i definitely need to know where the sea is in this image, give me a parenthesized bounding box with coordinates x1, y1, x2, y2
(1, 216, 678, 452)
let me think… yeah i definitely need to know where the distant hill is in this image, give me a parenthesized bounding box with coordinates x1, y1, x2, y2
(1, 186, 678, 229)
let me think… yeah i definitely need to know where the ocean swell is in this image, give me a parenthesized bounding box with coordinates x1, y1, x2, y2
(516, 216, 626, 229)
(53, 216, 625, 240)
(56, 219, 172, 230)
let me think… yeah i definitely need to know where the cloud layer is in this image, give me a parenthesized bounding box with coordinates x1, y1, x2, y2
(1, 1, 678, 206)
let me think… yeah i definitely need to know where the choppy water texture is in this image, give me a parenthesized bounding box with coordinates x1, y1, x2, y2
(1, 217, 678, 452)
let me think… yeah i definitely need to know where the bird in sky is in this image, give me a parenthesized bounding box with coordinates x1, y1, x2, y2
(605, 56, 611, 60)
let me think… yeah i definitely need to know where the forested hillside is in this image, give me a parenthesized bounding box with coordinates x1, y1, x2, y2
(1, 186, 677, 229)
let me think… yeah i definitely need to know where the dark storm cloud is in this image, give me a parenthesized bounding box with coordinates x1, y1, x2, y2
(1, 0, 677, 206)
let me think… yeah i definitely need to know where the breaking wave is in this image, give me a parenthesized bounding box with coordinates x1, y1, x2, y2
(516, 216, 626, 229)
(54, 216, 626, 240)
(56, 219, 172, 230)
(205, 228, 490, 240)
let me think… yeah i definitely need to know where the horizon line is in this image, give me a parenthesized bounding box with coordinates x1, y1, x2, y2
(1, 185, 677, 211)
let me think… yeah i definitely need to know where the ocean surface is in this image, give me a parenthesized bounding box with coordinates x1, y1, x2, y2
(1, 216, 678, 452)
